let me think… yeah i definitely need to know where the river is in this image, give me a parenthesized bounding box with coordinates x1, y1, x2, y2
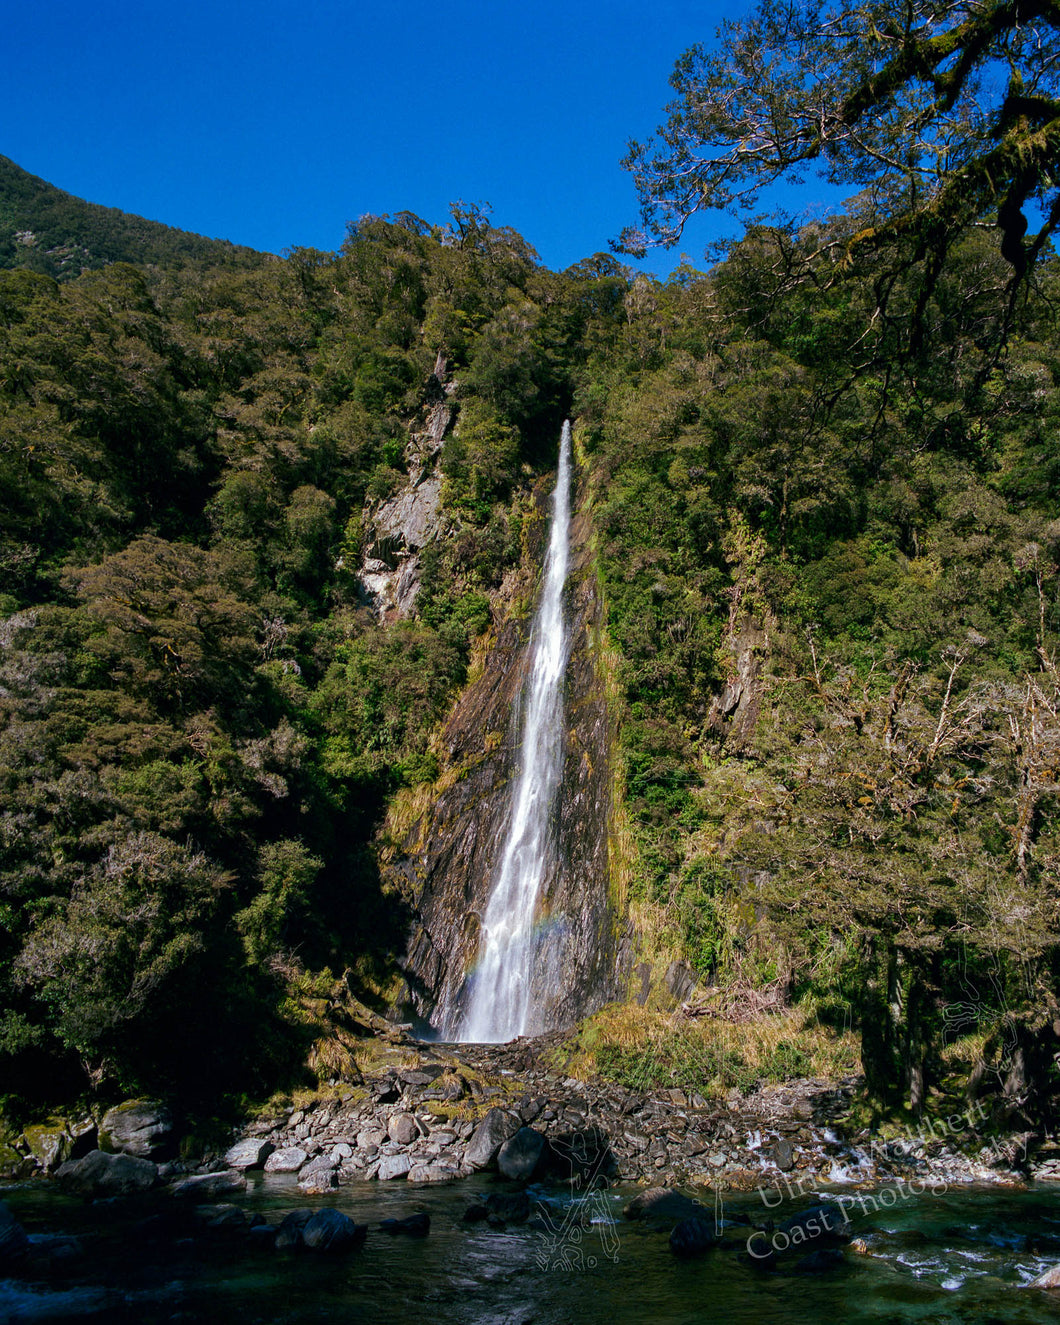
(4, 1174, 1060, 1323)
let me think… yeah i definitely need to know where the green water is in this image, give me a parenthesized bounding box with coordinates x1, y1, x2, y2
(4, 1176, 1060, 1323)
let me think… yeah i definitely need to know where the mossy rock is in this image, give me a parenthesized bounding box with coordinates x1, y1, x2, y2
(0, 1144, 28, 1179)
(99, 1099, 174, 1159)
(22, 1118, 73, 1172)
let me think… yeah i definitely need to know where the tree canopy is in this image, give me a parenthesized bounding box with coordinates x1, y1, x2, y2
(619, 0, 1060, 287)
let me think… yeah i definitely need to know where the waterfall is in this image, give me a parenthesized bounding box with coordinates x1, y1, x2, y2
(456, 421, 573, 1042)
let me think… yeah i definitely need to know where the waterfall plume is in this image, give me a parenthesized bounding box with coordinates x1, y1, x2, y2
(454, 421, 573, 1042)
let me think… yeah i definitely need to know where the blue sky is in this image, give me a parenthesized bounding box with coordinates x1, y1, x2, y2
(4, 0, 844, 276)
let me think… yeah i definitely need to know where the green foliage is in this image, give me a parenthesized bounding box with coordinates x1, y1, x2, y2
(4, 149, 1060, 1128)
(0, 154, 267, 279)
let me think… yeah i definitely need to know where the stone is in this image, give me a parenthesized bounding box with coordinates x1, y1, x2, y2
(264, 1146, 308, 1173)
(407, 1162, 461, 1183)
(195, 1203, 247, 1229)
(399, 1065, 445, 1085)
(69, 1117, 98, 1159)
(170, 1171, 247, 1200)
(275, 1209, 314, 1250)
(380, 1211, 430, 1236)
(0, 1201, 29, 1262)
(100, 1100, 174, 1159)
(387, 1113, 418, 1146)
(302, 1208, 364, 1252)
(670, 1217, 721, 1257)
(55, 1149, 159, 1199)
(465, 1108, 523, 1170)
(23, 1118, 73, 1172)
(497, 1127, 546, 1182)
(772, 1139, 795, 1172)
(377, 1153, 412, 1181)
(775, 1203, 852, 1253)
(298, 1169, 338, 1195)
(1031, 1262, 1060, 1288)
(225, 1139, 275, 1171)
(483, 1191, 531, 1224)
(623, 1188, 711, 1224)
(0, 1143, 28, 1179)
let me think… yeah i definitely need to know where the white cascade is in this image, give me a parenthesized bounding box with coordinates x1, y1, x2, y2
(457, 421, 573, 1042)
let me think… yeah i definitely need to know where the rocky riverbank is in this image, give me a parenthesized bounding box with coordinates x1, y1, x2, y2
(12, 1027, 1053, 1204)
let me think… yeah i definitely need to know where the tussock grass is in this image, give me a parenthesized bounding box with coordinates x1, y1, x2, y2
(570, 999, 860, 1098)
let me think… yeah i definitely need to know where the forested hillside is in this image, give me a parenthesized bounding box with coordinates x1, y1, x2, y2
(1, 138, 1058, 1135)
(0, 155, 268, 279)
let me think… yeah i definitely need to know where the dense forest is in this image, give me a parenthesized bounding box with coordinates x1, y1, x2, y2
(2, 0, 1060, 1139)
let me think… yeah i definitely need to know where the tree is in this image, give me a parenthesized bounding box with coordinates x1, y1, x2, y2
(619, 0, 1060, 290)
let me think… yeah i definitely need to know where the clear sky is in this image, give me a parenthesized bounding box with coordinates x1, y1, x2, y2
(3, 0, 843, 277)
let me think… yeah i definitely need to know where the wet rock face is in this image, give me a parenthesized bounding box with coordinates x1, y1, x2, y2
(387, 469, 627, 1035)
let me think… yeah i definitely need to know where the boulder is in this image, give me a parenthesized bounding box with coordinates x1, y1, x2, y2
(484, 1190, 531, 1224)
(387, 1113, 418, 1146)
(302, 1208, 364, 1252)
(170, 1171, 247, 1200)
(249, 1222, 277, 1248)
(264, 1146, 308, 1173)
(623, 1188, 711, 1224)
(100, 1100, 174, 1159)
(224, 1139, 274, 1171)
(777, 1203, 852, 1250)
(407, 1162, 461, 1183)
(55, 1149, 159, 1199)
(465, 1108, 522, 1170)
(380, 1211, 430, 1237)
(1031, 1263, 1060, 1289)
(497, 1127, 546, 1181)
(670, 1217, 721, 1257)
(771, 1139, 795, 1172)
(0, 1141, 28, 1179)
(194, 1203, 247, 1230)
(376, 1153, 412, 1181)
(0, 1201, 29, 1262)
(275, 1209, 314, 1250)
(69, 1117, 99, 1159)
(298, 1168, 338, 1195)
(23, 1118, 73, 1172)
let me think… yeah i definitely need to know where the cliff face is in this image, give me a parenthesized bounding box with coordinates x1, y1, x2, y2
(384, 465, 627, 1036)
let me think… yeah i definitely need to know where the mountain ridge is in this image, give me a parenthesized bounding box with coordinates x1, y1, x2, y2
(0, 154, 271, 279)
